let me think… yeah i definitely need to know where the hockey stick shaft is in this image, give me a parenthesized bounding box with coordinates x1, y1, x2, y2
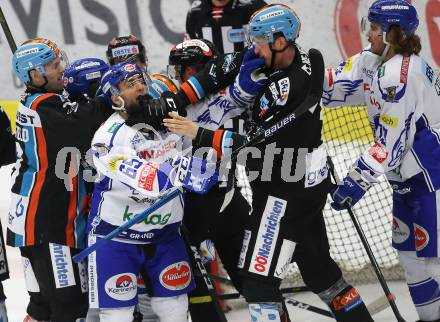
(72, 188, 181, 263)
(0, 6, 17, 53)
(182, 228, 228, 322)
(327, 156, 407, 322)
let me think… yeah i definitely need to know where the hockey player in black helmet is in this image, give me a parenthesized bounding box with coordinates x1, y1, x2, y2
(168, 38, 219, 84)
(168, 38, 253, 322)
(106, 35, 148, 70)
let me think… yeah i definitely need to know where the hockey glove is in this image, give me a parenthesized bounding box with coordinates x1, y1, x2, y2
(125, 92, 188, 129)
(330, 167, 372, 211)
(170, 156, 218, 195)
(236, 47, 267, 95)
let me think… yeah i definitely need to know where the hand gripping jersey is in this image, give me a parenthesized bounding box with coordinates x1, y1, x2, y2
(89, 113, 185, 244)
(324, 50, 440, 192)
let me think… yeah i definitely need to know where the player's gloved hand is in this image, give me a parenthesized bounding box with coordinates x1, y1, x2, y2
(126, 92, 188, 129)
(330, 167, 372, 210)
(237, 47, 267, 95)
(199, 239, 216, 264)
(171, 156, 218, 195)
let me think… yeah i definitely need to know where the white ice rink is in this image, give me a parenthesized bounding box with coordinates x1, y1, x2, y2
(0, 165, 420, 321)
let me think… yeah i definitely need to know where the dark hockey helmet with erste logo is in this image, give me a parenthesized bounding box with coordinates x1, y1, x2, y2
(106, 35, 147, 69)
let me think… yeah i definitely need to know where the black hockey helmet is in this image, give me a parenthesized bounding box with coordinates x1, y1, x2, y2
(168, 39, 219, 81)
(106, 35, 147, 69)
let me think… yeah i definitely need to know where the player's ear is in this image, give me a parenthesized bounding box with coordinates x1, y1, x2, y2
(111, 95, 123, 107)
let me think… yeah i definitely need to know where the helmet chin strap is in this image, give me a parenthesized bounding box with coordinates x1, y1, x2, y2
(112, 96, 127, 112)
(269, 42, 289, 70)
(380, 31, 391, 61)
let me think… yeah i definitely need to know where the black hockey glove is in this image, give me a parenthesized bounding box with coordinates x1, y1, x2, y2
(125, 92, 188, 129)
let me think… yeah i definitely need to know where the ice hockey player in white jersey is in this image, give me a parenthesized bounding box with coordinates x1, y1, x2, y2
(168, 38, 252, 322)
(325, 1, 440, 321)
(87, 62, 217, 322)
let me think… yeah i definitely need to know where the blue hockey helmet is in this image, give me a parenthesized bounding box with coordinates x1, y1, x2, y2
(12, 38, 67, 84)
(63, 58, 109, 99)
(247, 4, 301, 45)
(368, 0, 419, 34)
(100, 62, 148, 109)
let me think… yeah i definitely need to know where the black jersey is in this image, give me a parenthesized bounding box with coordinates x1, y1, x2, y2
(7, 89, 112, 248)
(186, 0, 267, 55)
(195, 46, 326, 188)
(0, 107, 16, 167)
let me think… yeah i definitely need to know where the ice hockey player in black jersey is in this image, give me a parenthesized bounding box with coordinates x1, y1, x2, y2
(165, 4, 375, 322)
(168, 38, 252, 322)
(9, 38, 113, 322)
(186, 0, 267, 55)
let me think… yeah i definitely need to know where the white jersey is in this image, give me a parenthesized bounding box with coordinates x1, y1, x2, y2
(185, 85, 248, 131)
(324, 49, 440, 192)
(89, 113, 184, 244)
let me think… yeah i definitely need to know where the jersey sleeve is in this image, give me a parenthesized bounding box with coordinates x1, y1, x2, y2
(323, 53, 366, 107)
(194, 127, 246, 159)
(355, 60, 417, 182)
(91, 127, 177, 199)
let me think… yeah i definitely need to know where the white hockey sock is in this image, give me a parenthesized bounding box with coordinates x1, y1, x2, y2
(151, 294, 188, 322)
(98, 306, 135, 322)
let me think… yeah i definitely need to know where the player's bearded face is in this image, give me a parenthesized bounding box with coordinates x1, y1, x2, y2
(119, 75, 148, 113)
(367, 23, 386, 55)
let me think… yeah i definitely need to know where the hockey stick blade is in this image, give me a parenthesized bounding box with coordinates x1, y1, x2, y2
(285, 298, 333, 318)
(367, 295, 392, 316)
(72, 188, 181, 263)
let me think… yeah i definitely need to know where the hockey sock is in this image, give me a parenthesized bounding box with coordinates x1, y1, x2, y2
(151, 294, 188, 322)
(318, 278, 373, 322)
(248, 302, 287, 322)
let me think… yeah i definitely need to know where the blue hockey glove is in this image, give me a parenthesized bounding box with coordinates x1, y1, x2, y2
(171, 156, 218, 195)
(330, 168, 372, 211)
(237, 47, 267, 95)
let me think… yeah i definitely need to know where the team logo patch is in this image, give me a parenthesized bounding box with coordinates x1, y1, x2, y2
(159, 261, 192, 291)
(227, 28, 245, 43)
(249, 196, 287, 276)
(332, 288, 362, 312)
(104, 273, 137, 301)
(124, 63, 136, 72)
(138, 162, 158, 191)
(392, 216, 410, 244)
(111, 45, 139, 58)
(415, 224, 429, 251)
(368, 142, 388, 164)
(380, 114, 399, 128)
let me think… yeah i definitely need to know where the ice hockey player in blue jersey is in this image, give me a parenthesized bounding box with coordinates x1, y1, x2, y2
(86, 62, 217, 322)
(325, 1, 440, 321)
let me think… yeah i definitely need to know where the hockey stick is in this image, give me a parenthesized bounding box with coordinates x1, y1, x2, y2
(0, 6, 17, 53)
(208, 273, 390, 316)
(182, 227, 228, 322)
(327, 156, 407, 322)
(72, 188, 182, 263)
